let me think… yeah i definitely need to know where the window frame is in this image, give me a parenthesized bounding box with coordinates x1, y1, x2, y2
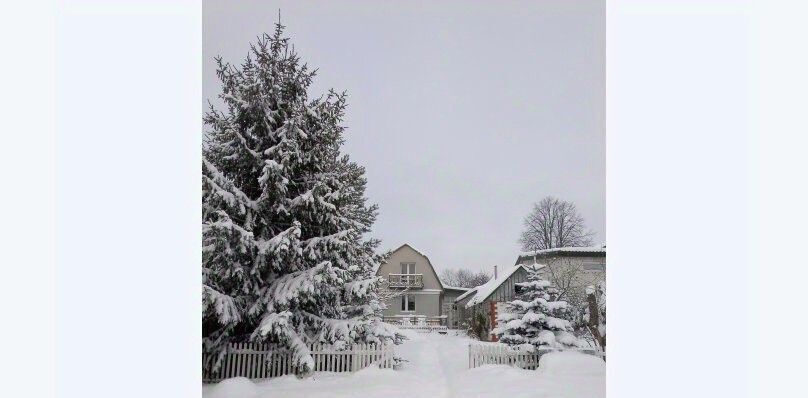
(400, 294, 416, 312)
(400, 262, 416, 274)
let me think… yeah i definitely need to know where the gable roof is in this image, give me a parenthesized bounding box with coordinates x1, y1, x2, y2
(464, 264, 541, 308)
(375, 243, 445, 290)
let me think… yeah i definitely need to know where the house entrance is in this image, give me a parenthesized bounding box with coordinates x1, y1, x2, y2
(442, 302, 456, 329)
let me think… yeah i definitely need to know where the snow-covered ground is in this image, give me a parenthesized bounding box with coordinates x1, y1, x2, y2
(203, 331, 605, 398)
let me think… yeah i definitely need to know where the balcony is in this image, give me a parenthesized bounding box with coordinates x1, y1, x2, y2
(387, 273, 424, 289)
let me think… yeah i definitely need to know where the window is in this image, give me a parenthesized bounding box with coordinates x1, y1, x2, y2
(583, 263, 604, 272)
(401, 294, 416, 312)
(400, 263, 416, 274)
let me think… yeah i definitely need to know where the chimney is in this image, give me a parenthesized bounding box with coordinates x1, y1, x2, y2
(494, 265, 498, 279)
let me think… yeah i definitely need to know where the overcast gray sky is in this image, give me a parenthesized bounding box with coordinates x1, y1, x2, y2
(204, 0, 605, 276)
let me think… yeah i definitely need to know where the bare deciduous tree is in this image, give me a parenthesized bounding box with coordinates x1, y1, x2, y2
(536, 257, 605, 349)
(519, 196, 595, 251)
(439, 268, 492, 288)
(540, 258, 602, 310)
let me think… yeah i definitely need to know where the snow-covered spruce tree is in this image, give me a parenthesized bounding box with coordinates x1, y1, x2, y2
(202, 23, 403, 376)
(493, 265, 579, 351)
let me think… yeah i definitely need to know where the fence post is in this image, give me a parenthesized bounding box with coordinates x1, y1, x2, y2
(352, 344, 358, 372)
(376, 344, 383, 368)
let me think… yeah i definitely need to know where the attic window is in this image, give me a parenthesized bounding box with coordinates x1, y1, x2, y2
(583, 263, 604, 271)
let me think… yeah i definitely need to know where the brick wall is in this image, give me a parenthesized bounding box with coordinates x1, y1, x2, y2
(489, 301, 498, 342)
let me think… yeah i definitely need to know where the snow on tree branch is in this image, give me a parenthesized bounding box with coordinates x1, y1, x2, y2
(202, 22, 402, 376)
(202, 285, 241, 325)
(494, 265, 581, 351)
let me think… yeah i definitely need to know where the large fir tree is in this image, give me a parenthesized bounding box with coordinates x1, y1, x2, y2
(202, 23, 402, 375)
(493, 265, 579, 351)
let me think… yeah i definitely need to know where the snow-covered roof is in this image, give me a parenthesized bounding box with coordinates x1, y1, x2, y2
(519, 246, 606, 257)
(517, 246, 606, 263)
(443, 285, 471, 291)
(464, 264, 531, 308)
(454, 287, 478, 303)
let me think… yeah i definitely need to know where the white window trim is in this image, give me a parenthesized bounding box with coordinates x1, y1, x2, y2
(401, 294, 416, 312)
(400, 262, 416, 274)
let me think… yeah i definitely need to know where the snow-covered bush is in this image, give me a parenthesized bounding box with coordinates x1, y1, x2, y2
(467, 312, 490, 341)
(202, 22, 403, 376)
(493, 265, 578, 350)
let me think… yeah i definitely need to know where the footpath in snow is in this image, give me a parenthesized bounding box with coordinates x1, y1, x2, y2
(203, 331, 605, 398)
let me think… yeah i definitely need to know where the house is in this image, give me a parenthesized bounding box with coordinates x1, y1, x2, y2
(456, 245, 607, 341)
(515, 246, 606, 304)
(442, 286, 471, 328)
(376, 244, 469, 328)
(515, 245, 606, 269)
(454, 264, 529, 341)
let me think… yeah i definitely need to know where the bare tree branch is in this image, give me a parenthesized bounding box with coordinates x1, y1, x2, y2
(439, 268, 492, 288)
(519, 196, 595, 251)
(377, 278, 411, 302)
(541, 258, 602, 310)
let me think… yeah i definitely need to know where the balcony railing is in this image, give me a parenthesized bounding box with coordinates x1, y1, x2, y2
(387, 273, 424, 288)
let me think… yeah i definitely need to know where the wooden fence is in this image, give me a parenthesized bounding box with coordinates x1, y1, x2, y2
(383, 315, 446, 326)
(395, 324, 448, 333)
(203, 342, 395, 383)
(383, 316, 448, 333)
(469, 343, 605, 370)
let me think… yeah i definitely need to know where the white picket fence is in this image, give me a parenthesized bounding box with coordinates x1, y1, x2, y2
(469, 343, 605, 370)
(203, 342, 395, 383)
(396, 324, 448, 333)
(383, 315, 448, 333)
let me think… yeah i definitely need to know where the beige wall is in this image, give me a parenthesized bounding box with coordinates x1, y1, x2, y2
(443, 289, 466, 304)
(531, 255, 606, 306)
(377, 245, 443, 318)
(381, 291, 441, 318)
(535, 256, 605, 281)
(377, 245, 443, 290)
